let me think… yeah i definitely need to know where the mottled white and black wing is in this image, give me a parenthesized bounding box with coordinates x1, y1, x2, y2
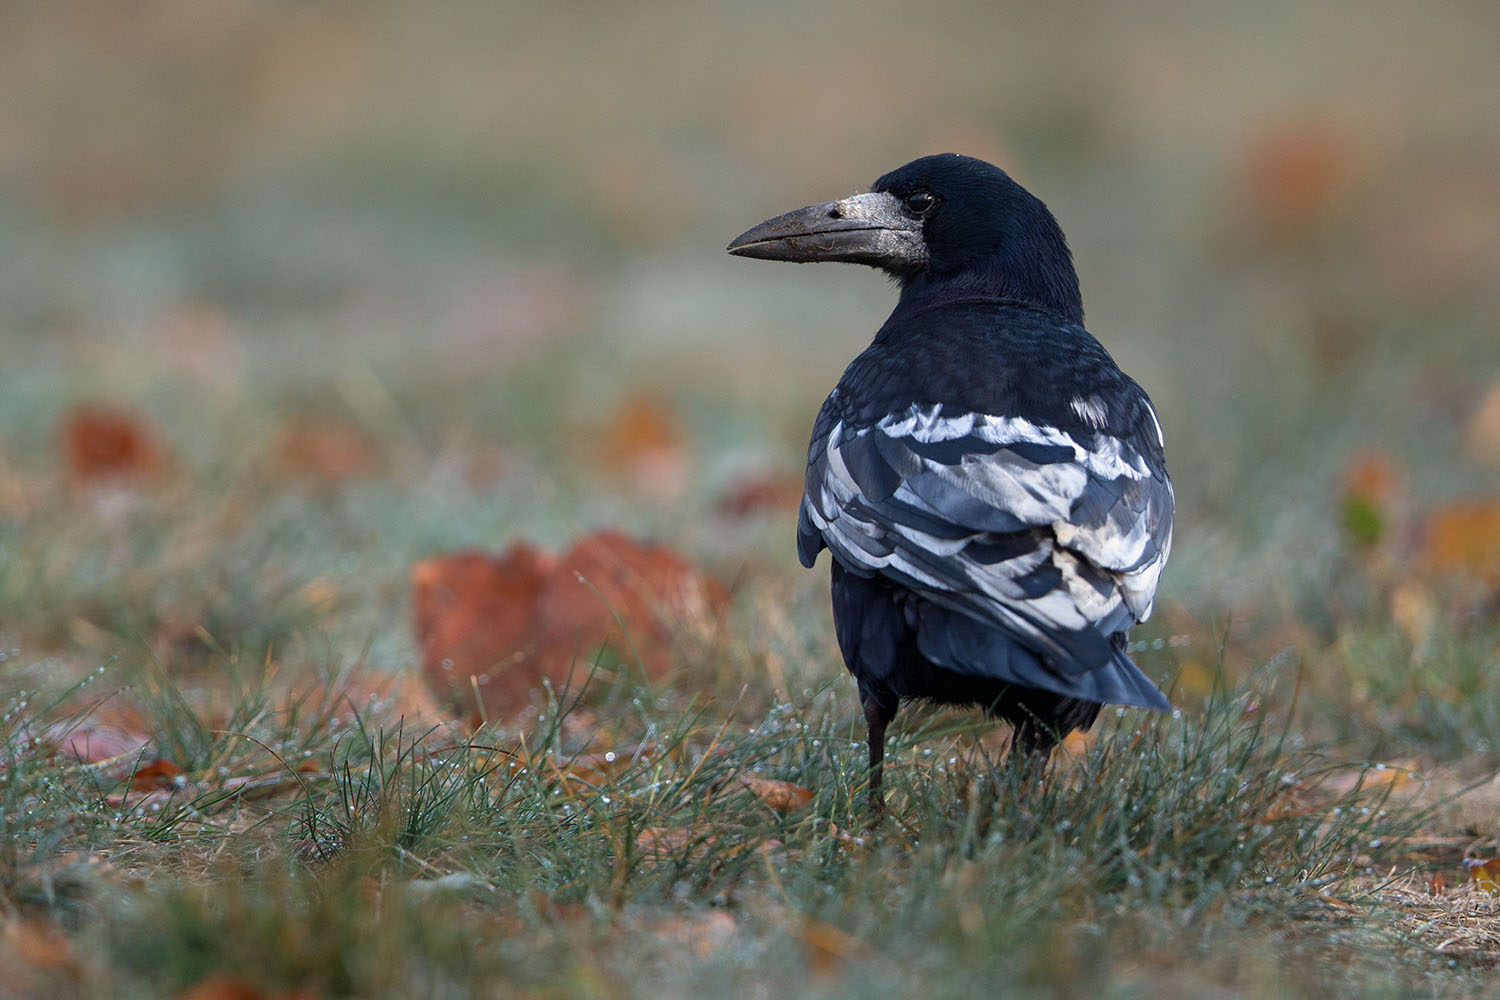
(799, 397, 1173, 708)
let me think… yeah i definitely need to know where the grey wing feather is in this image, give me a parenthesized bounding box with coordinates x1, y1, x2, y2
(800, 401, 1173, 707)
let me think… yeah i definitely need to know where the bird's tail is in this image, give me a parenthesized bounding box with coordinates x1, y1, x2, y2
(915, 605, 1169, 711)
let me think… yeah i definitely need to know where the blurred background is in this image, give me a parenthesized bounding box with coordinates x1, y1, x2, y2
(2, 0, 1498, 745)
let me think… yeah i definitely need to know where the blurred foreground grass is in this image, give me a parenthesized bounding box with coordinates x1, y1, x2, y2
(3, 1, 1500, 996)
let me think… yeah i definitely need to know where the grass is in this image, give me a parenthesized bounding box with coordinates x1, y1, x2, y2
(0, 644, 1491, 997)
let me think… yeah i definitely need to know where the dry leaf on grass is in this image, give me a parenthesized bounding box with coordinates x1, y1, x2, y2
(1240, 118, 1355, 242)
(128, 757, 184, 791)
(270, 418, 377, 486)
(633, 825, 781, 865)
(412, 543, 558, 722)
(53, 723, 153, 767)
(176, 975, 312, 1000)
(716, 472, 804, 519)
(1466, 858, 1500, 893)
(60, 404, 165, 485)
(412, 532, 728, 724)
(800, 919, 867, 978)
(1418, 499, 1500, 584)
(649, 911, 737, 959)
(737, 775, 813, 812)
(1, 919, 77, 973)
(594, 394, 689, 500)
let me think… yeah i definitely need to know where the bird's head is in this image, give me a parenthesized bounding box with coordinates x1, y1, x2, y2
(727, 153, 1083, 323)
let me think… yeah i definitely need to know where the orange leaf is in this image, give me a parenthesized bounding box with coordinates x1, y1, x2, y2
(738, 775, 813, 811)
(1242, 119, 1353, 241)
(649, 911, 738, 959)
(635, 826, 701, 861)
(1419, 500, 1500, 582)
(176, 975, 312, 1000)
(1427, 871, 1447, 896)
(594, 394, 689, 499)
(716, 472, 804, 519)
(60, 405, 164, 484)
(799, 920, 866, 978)
(1465, 857, 1500, 892)
(2, 919, 76, 971)
(271, 418, 376, 486)
(129, 757, 184, 791)
(535, 530, 729, 683)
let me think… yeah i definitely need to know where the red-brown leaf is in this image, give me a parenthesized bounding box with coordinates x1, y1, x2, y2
(60, 405, 164, 484)
(412, 532, 728, 724)
(738, 775, 813, 811)
(411, 545, 556, 724)
(271, 418, 377, 485)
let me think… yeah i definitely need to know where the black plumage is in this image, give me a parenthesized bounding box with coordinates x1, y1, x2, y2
(728, 154, 1173, 809)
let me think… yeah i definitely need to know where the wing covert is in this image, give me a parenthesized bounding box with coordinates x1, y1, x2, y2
(800, 400, 1174, 673)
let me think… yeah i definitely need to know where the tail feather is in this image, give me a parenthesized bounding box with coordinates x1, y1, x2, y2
(914, 605, 1168, 711)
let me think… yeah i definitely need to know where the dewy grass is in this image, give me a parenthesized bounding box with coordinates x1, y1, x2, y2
(0, 634, 1469, 997)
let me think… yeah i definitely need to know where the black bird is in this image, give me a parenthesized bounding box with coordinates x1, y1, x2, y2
(727, 154, 1173, 809)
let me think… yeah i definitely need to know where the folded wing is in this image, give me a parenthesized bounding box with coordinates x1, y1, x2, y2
(799, 398, 1173, 708)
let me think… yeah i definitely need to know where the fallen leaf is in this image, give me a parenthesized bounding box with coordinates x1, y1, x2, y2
(534, 530, 729, 685)
(594, 394, 689, 499)
(1428, 871, 1447, 896)
(1060, 728, 1097, 758)
(1173, 658, 1218, 698)
(555, 744, 661, 785)
(649, 911, 738, 959)
(2, 919, 76, 972)
(54, 723, 153, 766)
(288, 668, 453, 734)
(716, 472, 804, 518)
(634, 825, 702, 862)
(1418, 499, 1500, 583)
(412, 533, 729, 724)
(176, 975, 310, 1000)
(799, 920, 867, 978)
(60, 405, 164, 485)
(1388, 580, 1437, 647)
(270, 418, 377, 485)
(411, 544, 557, 724)
(129, 757, 184, 791)
(737, 775, 813, 811)
(1241, 119, 1354, 242)
(1465, 858, 1500, 893)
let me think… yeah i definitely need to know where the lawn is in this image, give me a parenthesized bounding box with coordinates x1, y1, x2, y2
(3, 2, 1500, 996)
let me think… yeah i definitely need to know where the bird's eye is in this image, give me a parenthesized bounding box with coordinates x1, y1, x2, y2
(904, 190, 935, 216)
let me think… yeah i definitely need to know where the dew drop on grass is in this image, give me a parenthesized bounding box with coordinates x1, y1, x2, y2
(604, 751, 616, 762)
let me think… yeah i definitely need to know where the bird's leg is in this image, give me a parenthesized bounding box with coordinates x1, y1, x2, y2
(861, 688, 897, 814)
(1009, 719, 1058, 787)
